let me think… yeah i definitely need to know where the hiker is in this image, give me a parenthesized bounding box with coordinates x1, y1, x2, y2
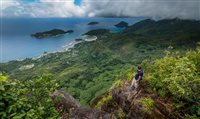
(131, 66, 143, 92)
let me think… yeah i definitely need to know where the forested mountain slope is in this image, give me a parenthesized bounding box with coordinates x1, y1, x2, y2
(1, 19, 200, 106)
(1, 46, 199, 118)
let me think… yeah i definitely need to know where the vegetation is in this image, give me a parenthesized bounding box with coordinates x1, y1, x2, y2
(1, 18, 200, 109)
(31, 29, 74, 39)
(115, 21, 128, 28)
(113, 80, 124, 88)
(146, 45, 200, 117)
(114, 108, 127, 119)
(141, 97, 155, 114)
(0, 74, 59, 118)
(84, 29, 110, 35)
(95, 92, 112, 109)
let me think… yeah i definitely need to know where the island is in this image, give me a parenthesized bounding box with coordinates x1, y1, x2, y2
(84, 29, 110, 36)
(31, 29, 74, 39)
(87, 22, 99, 25)
(115, 21, 128, 28)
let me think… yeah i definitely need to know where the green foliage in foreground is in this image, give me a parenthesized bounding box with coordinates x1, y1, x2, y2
(0, 74, 59, 119)
(147, 46, 200, 117)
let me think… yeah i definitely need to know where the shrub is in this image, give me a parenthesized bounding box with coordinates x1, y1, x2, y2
(141, 97, 155, 114)
(149, 49, 200, 101)
(95, 93, 112, 109)
(148, 46, 200, 117)
(113, 80, 123, 88)
(0, 74, 59, 119)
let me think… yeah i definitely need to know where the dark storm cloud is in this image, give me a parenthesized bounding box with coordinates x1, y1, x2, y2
(84, 0, 200, 20)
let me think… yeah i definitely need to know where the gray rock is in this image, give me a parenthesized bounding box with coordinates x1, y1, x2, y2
(111, 83, 178, 119)
(51, 89, 116, 119)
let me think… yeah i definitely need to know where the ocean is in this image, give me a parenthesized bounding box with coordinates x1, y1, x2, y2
(0, 17, 144, 62)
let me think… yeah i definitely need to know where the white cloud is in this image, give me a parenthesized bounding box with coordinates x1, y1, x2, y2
(37, 0, 86, 17)
(1, 0, 87, 17)
(1, 0, 200, 20)
(1, 0, 19, 11)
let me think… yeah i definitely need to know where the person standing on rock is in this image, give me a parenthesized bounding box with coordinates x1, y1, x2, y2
(131, 66, 143, 93)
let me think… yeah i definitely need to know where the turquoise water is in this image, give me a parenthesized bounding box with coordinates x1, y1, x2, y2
(1, 17, 145, 62)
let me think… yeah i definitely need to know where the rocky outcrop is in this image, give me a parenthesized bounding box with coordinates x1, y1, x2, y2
(111, 81, 182, 119)
(51, 81, 182, 119)
(51, 90, 116, 119)
(91, 81, 182, 119)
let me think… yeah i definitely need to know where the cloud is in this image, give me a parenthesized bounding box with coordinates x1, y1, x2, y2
(1, 0, 30, 17)
(1, 0, 87, 17)
(36, 0, 86, 17)
(84, 0, 200, 20)
(1, 0, 200, 20)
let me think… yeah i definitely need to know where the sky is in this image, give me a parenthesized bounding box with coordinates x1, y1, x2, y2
(1, 0, 200, 20)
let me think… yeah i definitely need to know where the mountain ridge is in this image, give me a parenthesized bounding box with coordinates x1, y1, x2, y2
(1, 18, 200, 106)
(1, 18, 200, 118)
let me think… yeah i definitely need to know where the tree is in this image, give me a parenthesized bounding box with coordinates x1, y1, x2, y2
(0, 74, 59, 119)
(148, 46, 200, 117)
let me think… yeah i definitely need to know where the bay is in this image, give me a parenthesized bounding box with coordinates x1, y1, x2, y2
(0, 17, 144, 62)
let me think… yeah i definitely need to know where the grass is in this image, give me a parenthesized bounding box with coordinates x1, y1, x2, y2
(141, 97, 155, 114)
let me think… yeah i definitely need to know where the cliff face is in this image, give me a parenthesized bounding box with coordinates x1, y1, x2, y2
(91, 80, 182, 119)
(51, 90, 116, 119)
(51, 81, 181, 119)
(110, 85, 173, 119)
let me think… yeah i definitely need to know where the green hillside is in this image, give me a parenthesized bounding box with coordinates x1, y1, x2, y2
(1, 18, 200, 107)
(92, 45, 200, 118)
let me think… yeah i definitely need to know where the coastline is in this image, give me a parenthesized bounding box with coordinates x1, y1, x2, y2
(1, 17, 145, 63)
(12, 35, 98, 63)
(30, 41, 80, 61)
